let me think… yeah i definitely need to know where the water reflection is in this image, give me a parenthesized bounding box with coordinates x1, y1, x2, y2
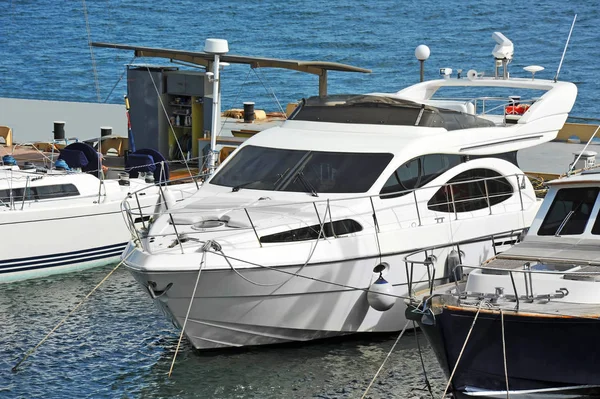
(1, 265, 444, 399)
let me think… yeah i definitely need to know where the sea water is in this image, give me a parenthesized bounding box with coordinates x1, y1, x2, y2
(0, 0, 598, 118)
(0, 1, 598, 398)
(0, 266, 446, 398)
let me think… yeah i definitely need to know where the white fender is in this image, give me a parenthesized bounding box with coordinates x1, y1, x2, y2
(367, 275, 396, 312)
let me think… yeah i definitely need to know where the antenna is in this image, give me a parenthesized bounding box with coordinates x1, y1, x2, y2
(554, 14, 577, 82)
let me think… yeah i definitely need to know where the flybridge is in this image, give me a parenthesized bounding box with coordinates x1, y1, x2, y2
(289, 94, 495, 130)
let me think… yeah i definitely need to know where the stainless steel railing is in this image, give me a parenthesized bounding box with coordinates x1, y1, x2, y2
(122, 172, 533, 254)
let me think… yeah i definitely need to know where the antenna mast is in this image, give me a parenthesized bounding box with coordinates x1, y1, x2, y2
(554, 14, 577, 82)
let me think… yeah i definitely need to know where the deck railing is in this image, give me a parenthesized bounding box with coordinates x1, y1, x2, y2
(122, 172, 533, 254)
(401, 248, 600, 311)
(434, 96, 537, 119)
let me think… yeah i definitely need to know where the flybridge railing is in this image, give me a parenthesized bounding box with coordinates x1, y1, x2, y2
(121, 172, 533, 254)
(434, 96, 538, 117)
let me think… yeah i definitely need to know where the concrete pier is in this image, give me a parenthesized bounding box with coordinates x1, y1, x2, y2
(0, 97, 127, 143)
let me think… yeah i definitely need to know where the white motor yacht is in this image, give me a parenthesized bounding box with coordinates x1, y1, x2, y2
(121, 34, 578, 350)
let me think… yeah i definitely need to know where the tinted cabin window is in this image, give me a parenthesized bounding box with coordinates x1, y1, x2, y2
(428, 168, 513, 213)
(260, 219, 363, 243)
(211, 145, 393, 194)
(469, 151, 519, 167)
(210, 146, 306, 191)
(380, 154, 463, 199)
(0, 184, 80, 204)
(590, 200, 600, 235)
(280, 152, 392, 194)
(539, 187, 599, 236)
(35, 184, 80, 200)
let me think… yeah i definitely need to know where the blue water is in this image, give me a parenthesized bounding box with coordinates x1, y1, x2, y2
(1, 1, 599, 398)
(0, 0, 598, 118)
(0, 267, 445, 399)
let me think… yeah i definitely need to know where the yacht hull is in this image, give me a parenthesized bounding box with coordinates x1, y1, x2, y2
(413, 306, 600, 398)
(126, 235, 515, 350)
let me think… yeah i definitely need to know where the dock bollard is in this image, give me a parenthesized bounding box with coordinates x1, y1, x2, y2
(53, 121, 65, 141)
(243, 102, 255, 123)
(101, 126, 112, 137)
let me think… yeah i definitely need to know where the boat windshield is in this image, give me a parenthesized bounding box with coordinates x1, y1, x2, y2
(210, 145, 393, 193)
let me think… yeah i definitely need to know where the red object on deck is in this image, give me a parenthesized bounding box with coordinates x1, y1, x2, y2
(505, 104, 530, 115)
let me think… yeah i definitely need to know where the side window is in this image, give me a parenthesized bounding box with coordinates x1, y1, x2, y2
(0, 187, 34, 203)
(540, 187, 599, 236)
(35, 184, 80, 200)
(0, 188, 22, 204)
(428, 168, 514, 213)
(380, 154, 463, 199)
(0, 184, 80, 203)
(260, 219, 362, 243)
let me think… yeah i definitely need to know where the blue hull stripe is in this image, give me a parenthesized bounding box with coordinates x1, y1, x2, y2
(0, 243, 128, 273)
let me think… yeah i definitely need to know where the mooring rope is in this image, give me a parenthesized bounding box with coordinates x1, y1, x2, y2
(12, 246, 136, 372)
(168, 243, 210, 378)
(81, 0, 102, 102)
(360, 320, 411, 399)
(413, 320, 434, 398)
(501, 309, 510, 398)
(207, 248, 415, 301)
(252, 64, 286, 116)
(215, 202, 330, 287)
(217, 67, 253, 137)
(440, 301, 484, 398)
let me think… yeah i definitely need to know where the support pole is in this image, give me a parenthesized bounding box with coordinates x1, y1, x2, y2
(319, 70, 327, 97)
(208, 53, 221, 174)
(204, 38, 229, 176)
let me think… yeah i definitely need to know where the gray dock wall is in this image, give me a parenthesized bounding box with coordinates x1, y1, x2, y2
(0, 97, 126, 143)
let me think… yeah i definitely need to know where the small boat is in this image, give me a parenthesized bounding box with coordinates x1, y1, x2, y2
(407, 165, 600, 398)
(0, 143, 197, 283)
(120, 33, 579, 350)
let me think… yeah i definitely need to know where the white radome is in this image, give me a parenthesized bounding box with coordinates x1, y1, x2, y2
(415, 44, 430, 61)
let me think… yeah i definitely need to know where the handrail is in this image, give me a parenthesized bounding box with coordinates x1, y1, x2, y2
(123, 171, 532, 254)
(404, 250, 593, 311)
(403, 228, 530, 299)
(125, 172, 530, 215)
(0, 168, 204, 212)
(432, 96, 537, 116)
(20, 175, 30, 210)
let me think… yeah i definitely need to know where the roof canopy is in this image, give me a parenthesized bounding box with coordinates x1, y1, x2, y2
(91, 42, 371, 96)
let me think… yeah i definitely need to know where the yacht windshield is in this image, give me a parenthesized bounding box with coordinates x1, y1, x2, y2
(210, 145, 393, 193)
